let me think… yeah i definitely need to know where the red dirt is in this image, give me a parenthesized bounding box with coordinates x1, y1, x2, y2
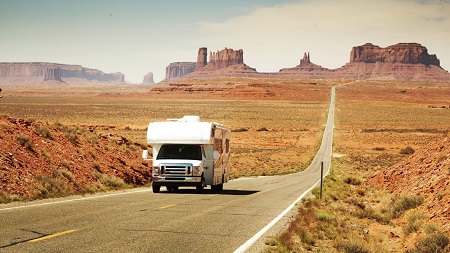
(0, 116, 151, 200)
(367, 132, 450, 232)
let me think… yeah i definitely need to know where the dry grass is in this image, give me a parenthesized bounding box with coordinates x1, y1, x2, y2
(265, 81, 450, 252)
(0, 83, 330, 178)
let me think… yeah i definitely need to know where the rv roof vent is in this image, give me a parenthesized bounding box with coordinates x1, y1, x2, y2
(179, 115, 201, 122)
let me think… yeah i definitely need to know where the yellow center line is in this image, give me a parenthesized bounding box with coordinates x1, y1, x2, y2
(29, 229, 78, 243)
(208, 194, 217, 197)
(159, 204, 176, 209)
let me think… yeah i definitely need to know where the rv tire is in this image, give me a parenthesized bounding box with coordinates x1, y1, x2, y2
(152, 184, 161, 193)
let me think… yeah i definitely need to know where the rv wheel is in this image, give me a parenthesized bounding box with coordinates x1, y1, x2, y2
(152, 184, 161, 193)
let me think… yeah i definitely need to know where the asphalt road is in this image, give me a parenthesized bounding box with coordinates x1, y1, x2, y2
(0, 86, 335, 253)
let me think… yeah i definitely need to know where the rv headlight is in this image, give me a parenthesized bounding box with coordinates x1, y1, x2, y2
(193, 166, 202, 176)
(153, 166, 160, 176)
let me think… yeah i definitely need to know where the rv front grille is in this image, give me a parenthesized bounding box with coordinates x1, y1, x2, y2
(160, 163, 193, 176)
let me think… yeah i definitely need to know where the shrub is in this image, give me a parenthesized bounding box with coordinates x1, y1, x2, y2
(336, 240, 370, 253)
(53, 169, 74, 183)
(41, 149, 51, 160)
(35, 174, 73, 198)
(233, 127, 248, 132)
(35, 125, 53, 139)
(317, 212, 335, 222)
(15, 134, 34, 152)
(257, 127, 269, 131)
(344, 177, 362, 185)
(0, 191, 20, 204)
(92, 162, 101, 172)
(390, 195, 424, 219)
(400, 146, 415, 155)
(405, 232, 450, 253)
(403, 209, 424, 235)
(94, 172, 128, 189)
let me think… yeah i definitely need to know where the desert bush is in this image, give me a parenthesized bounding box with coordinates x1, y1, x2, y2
(400, 146, 415, 155)
(336, 240, 370, 253)
(82, 186, 96, 195)
(53, 169, 74, 183)
(0, 191, 20, 204)
(403, 209, 424, 235)
(232, 127, 248, 132)
(317, 212, 335, 222)
(0, 123, 10, 132)
(390, 195, 424, 219)
(54, 122, 82, 146)
(344, 177, 362, 185)
(35, 125, 53, 139)
(257, 127, 269, 131)
(405, 232, 450, 253)
(92, 162, 101, 172)
(35, 174, 73, 198)
(94, 172, 128, 189)
(41, 149, 51, 160)
(61, 160, 72, 169)
(373, 147, 386, 151)
(15, 134, 34, 152)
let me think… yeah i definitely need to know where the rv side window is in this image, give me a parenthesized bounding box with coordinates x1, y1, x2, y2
(157, 144, 202, 160)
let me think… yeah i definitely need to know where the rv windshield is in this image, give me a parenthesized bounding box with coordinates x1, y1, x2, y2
(157, 144, 202, 160)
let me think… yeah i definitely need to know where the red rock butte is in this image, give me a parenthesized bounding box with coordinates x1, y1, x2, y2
(163, 43, 450, 82)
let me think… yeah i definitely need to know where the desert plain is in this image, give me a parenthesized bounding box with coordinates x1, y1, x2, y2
(1, 78, 450, 252)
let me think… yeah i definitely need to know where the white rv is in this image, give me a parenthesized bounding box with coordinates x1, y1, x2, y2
(142, 115, 231, 193)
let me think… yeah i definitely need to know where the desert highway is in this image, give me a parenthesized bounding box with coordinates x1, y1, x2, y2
(0, 86, 335, 253)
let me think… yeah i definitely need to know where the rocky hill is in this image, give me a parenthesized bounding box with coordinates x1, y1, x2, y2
(0, 116, 150, 201)
(0, 62, 125, 85)
(367, 132, 450, 232)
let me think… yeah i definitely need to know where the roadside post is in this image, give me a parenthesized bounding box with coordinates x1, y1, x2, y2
(320, 161, 324, 199)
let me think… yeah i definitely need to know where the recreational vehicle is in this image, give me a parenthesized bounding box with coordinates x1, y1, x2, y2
(142, 116, 231, 193)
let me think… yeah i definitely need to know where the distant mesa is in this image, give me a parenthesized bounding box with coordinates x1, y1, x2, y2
(142, 72, 155, 84)
(337, 43, 449, 81)
(350, 43, 440, 65)
(0, 62, 125, 85)
(165, 62, 197, 80)
(162, 47, 257, 82)
(160, 43, 449, 82)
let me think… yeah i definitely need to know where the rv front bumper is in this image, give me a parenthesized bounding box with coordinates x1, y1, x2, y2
(152, 176, 202, 186)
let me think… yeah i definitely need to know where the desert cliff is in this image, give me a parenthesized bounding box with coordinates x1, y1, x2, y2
(0, 62, 125, 85)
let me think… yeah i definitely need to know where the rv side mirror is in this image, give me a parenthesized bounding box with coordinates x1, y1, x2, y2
(213, 151, 219, 160)
(142, 150, 149, 160)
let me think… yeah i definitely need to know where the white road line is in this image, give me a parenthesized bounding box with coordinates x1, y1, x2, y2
(233, 177, 323, 253)
(0, 188, 151, 211)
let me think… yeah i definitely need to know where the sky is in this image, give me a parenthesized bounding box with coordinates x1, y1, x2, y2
(1, 0, 449, 83)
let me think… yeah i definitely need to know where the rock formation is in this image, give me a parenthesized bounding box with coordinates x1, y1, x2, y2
(350, 43, 440, 66)
(162, 43, 449, 83)
(336, 43, 449, 81)
(142, 72, 155, 84)
(44, 67, 62, 82)
(0, 62, 125, 84)
(165, 62, 196, 80)
(196, 47, 208, 70)
(300, 52, 311, 66)
(208, 48, 244, 68)
(278, 52, 332, 78)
